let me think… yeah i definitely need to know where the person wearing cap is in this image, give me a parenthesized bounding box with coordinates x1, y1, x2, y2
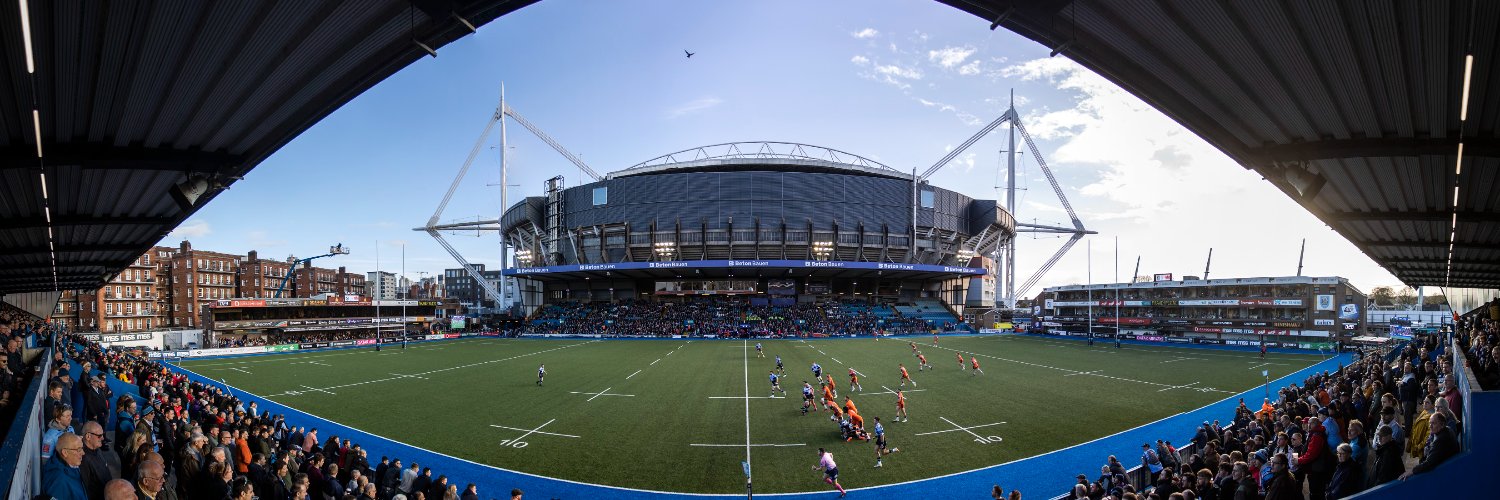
(1141, 443, 1163, 480)
(1370, 424, 1405, 486)
(84, 374, 112, 427)
(1376, 405, 1404, 445)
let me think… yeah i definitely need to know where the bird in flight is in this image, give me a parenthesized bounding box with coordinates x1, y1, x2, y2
(684, 50, 695, 58)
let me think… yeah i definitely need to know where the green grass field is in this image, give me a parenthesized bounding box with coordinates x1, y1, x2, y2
(176, 335, 1328, 493)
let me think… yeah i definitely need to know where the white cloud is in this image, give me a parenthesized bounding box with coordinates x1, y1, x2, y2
(852, 28, 878, 39)
(850, 55, 869, 65)
(168, 220, 211, 239)
(958, 60, 981, 75)
(997, 56, 1397, 291)
(874, 64, 922, 80)
(928, 46, 976, 68)
(664, 97, 723, 118)
(916, 97, 983, 126)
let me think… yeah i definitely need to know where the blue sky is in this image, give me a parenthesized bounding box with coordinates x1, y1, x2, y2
(169, 0, 1400, 295)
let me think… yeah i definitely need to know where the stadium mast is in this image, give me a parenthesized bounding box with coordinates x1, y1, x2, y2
(918, 90, 1095, 308)
(417, 84, 603, 313)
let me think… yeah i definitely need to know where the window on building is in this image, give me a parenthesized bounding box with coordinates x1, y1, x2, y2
(920, 189, 934, 208)
(592, 186, 608, 206)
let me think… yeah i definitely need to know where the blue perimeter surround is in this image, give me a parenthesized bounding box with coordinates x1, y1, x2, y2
(131, 335, 1350, 499)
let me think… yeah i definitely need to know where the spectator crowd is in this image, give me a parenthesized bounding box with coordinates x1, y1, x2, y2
(30, 327, 522, 500)
(1056, 333, 1465, 500)
(523, 298, 946, 337)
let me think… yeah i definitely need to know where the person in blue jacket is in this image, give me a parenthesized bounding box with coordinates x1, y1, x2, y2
(42, 433, 88, 500)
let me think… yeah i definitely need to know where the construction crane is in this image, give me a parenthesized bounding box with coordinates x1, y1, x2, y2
(274, 243, 351, 298)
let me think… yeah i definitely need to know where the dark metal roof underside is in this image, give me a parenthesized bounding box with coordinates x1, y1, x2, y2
(943, 0, 1500, 288)
(0, 0, 537, 294)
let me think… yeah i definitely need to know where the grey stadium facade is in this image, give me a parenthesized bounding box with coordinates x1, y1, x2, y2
(499, 142, 1017, 321)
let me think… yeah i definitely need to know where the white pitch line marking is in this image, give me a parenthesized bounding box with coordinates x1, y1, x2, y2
(489, 424, 580, 439)
(913, 417, 1007, 438)
(389, 372, 427, 380)
(690, 443, 805, 447)
(651, 359, 661, 365)
(1157, 381, 1201, 392)
(1064, 370, 1102, 377)
(741, 339, 753, 482)
(569, 387, 634, 401)
(873, 385, 927, 397)
(830, 357, 842, 364)
(502, 418, 580, 442)
(709, 396, 780, 399)
(300, 385, 336, 396)
(265, 341, 598, 397)
(626, 369, 642, 380)
(1247, 362, 1274, 371)
(1159, 357, 1198, 364)
(219, 367, 252, 374)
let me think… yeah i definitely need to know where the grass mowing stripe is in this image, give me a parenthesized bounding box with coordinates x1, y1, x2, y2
(741, 339, 753, 484)
(197, 337, 1325, 494)
(262, 340, 596, 397)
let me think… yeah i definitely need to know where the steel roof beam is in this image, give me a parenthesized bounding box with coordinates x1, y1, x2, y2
(0, 215, 179, 230)
(0, 144, 243, 172)
(1247, 138, 1500, 165)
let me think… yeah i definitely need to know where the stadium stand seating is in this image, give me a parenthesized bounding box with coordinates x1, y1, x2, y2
(522, 298, 963, 337)
(1052, 331, 1470, 500)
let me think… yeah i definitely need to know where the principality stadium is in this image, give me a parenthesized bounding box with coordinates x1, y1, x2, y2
(3, 1, 1497, 500)
(497, 142, 1015, 332)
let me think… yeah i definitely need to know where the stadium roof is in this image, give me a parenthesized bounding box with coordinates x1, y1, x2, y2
(946, 0, 1499, 289)
(607, 142, 913, 182)
(0, 0, 537, 295)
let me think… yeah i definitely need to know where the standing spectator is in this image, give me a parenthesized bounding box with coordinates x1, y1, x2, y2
(114, 397, 137, 453)
(1400, 412, 1460, 479)
(1406, 396, 1433, 460)
(1141, 443, 1164, 480)
(1295, 418, 1332, 500)
(1369, 415, 1405, 486)
(42, 403, 76, 461)
(135, 460, 176, 500)
(401, 462, 420, 496)
(1345, 420, 1367, 475)
(410, 467, 432, 498)
(1231, 461, 1256, 500)
(1263, 453, 1300, 500)
(461, 483, 479, 500)
(1318, 407, 1341, 449)
(80, 421, 118, 499)
(42, 432, 88, 500)
(1440, 377, 1462, 419)
(428, 474, 450, 500)
(85, 374, 112, 426)
(1325, 443, 1363, 499)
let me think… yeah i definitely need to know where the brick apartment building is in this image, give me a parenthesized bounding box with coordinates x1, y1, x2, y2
(52, 251, 162, 332)
(166, 241, 243, 328)
(239, 250, 366, 299)
(52, 241, 370, 332)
